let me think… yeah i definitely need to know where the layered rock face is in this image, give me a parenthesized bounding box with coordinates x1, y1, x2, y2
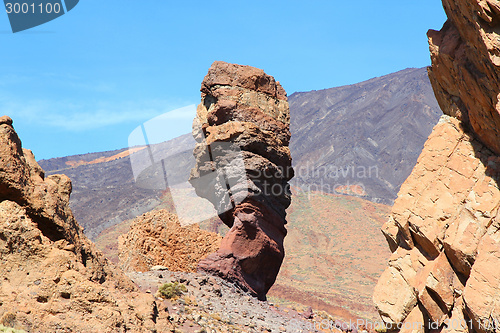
(0, 116, 172, 332)
(190, 61, 293, 300)
(118, 209, 222, 273)
(373, 1, 500, 332)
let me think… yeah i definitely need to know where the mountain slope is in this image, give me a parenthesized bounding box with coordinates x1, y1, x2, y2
(289, 67, 442, 204)
(268, 191, 391, 321)
(39, 134, 195, 240)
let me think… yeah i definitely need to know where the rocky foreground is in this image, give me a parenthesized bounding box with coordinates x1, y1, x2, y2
(126, 268, 345, 333)
(0, 115, 173, 332)
(0, 115, 334, 332)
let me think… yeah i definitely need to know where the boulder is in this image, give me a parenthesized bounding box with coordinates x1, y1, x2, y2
(118, 209, 222, 273)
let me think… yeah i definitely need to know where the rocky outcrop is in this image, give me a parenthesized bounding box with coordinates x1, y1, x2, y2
(374, 115, 500, 332)
(427, 0, 500, 155)
(0, 116, 173, 332)
(373, 1, 500, 331)
(118, 209, 222, 273)
(189, 61, 293, 300)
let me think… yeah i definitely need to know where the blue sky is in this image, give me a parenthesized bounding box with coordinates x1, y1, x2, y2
(1, 1, 447, 160)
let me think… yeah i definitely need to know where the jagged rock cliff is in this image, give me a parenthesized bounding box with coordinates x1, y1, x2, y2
(0, 116, 172, 332)
(427, 0, 500, 156)
(189, 61, 293, 300)
(373, 1, 500, 332)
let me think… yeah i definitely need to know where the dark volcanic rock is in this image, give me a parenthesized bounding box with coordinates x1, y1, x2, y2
(190, 61, 293, 300)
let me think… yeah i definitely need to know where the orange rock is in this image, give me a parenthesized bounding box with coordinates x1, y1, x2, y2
(463, 232, 500, 333)
(0, 117, 173, 332)
(373, 247, 427, 327)
(118, 209, 222, 272)
(399, 306, 425, 333)
(416, 252, 457, 324)
(374, 115, 499, 328)
(441, 296, 469, 333)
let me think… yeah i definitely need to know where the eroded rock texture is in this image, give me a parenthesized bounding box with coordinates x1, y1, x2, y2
(190, 61, 293, 300)
(0, 116, 173, 332)
(373, 1, 500, 332)
(118, 209, 222, 273)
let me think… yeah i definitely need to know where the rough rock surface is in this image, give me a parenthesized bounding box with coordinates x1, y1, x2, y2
(189, 61, 293, 300)
(0, 116, 173, 332)
(118, 209, 222, 273)
(374, 1, 500, 331)
(427, 0, 500, 155)
(126, 268, 343, 333)
(374, 115, 499, 331)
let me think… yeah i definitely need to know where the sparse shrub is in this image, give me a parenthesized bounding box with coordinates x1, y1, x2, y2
(156, 282, 187, 299)
(0, 324, 26, 333)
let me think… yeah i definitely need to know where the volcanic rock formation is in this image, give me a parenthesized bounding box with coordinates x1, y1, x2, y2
(118, 208, 222, 273)
(0, 116, 172, 332)
(373, 1, 500, 332)
(189, 61, 293, 300)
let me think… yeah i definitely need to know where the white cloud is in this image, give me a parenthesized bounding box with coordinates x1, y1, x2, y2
(0, 72, 195, 135)
(2, 97, 195, 132)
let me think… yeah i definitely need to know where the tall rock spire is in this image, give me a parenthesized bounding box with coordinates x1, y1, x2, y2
(189, 61, 293, 300)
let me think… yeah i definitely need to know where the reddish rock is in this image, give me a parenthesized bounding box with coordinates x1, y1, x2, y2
(301, 306, 314, 319)
(190, 61, 293, 300)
